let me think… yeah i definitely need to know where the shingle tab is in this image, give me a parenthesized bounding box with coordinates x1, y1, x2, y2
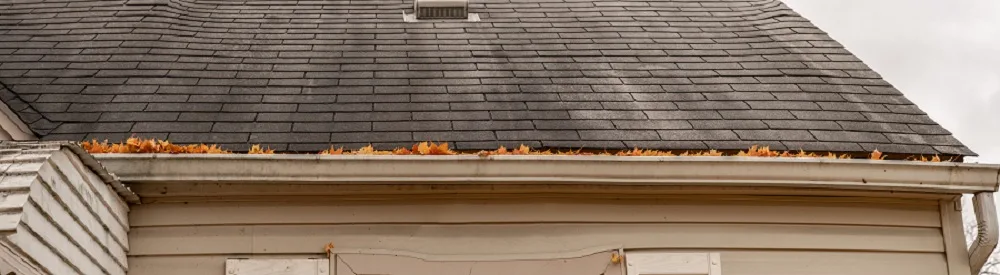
(657, 130, 739, 141)
(0, 0, 971, 156)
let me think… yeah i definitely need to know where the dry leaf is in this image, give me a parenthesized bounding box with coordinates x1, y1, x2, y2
(78, 137, 948, 162)
(356, 145, 375, 155)
(392, 147, 413, 155)
(248, 145, 275, 154)
(513, 144, 531, 155)
(429, 142, 454, 155)
(870, 149, 885, 160)
(320, 147, 345, 155)
(416, 142, 431, 155)
(611, 252, 622, 264)
(324, 242, 335, 256)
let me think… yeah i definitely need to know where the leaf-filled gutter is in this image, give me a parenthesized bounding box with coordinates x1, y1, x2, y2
(81, 137, 954, 162)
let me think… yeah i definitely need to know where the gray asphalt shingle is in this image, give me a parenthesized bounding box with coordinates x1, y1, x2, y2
(0, 0, 972, 155)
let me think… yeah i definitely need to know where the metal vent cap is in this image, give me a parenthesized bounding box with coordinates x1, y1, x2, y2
(414, 0, 468, 19)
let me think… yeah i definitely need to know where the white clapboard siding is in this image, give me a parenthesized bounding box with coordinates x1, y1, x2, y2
(0, 145, 130, 275)
(21, 202, 106, 275)
(8, 224, 79, 275)
(37, 160, 128, 251)
(30, 181, 127, 273)
(51, 152, 129, 230)
(0, 191, 29, 234)
(0, 238, 46, 275)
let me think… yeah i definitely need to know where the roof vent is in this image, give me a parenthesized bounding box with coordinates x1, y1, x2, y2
(414, 0, 468, 19)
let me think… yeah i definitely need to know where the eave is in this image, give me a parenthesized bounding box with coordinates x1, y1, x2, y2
(95, 154, 1000, 197)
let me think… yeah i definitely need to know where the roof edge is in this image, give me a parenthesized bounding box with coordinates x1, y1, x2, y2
(0, 88, 37, 141)
(95, 154, 1000, 195)
(0, 81, 47, 140)
(0, 141, 139, 203)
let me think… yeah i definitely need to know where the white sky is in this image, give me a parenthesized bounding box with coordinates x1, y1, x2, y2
(782, 0, 1000, 164)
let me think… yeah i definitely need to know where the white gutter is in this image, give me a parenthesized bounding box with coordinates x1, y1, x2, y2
(970, 192, 998, 275)
(93, 154, 1000, 194)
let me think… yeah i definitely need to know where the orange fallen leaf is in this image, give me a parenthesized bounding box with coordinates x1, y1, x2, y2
(78, 137, 952, 162)
(320, 147, 345, 155)
(248, 145, 275, 154)
(324, 242, 335, 256)
(870, 149, 885, 160)
(357, 145, 375, 155)
(416, 142, 431, 155)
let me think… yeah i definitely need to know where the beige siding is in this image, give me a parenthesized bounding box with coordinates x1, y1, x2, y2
(1, 147, 130, 275)
(127, 197, 950, 275)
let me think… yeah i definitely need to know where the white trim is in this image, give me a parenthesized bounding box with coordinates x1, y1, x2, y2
(0, 239, 46, 275)
(94, 154, 1000, 194)
(941, 198, 973, 275)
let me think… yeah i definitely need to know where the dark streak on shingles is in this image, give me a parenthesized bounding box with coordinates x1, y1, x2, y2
(0, 0, 975, 155)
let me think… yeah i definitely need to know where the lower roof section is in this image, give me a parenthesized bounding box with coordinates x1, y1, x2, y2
(96, 154, 1000, 198)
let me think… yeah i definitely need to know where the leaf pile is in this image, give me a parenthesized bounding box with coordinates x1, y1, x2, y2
(79, 137, 953, 162)
(248, 145, 275, 154)
(82, 138, 228, 154)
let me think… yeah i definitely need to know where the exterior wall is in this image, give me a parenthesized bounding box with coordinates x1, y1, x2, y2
(0, 144, 130, 275)
(127, 195, 955, 275)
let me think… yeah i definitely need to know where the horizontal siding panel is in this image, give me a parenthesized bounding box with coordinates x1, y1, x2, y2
(0, 191, 29, 234)
(128, 223, 943, 256)
(128, 255, 324, 275)
(52, 152, 129, 230)
(335, 251, 619, 275)
(37, 161, 129, 250)
(29, 180, 127, 273)
(9, 225, 77, 275)
(721, 251, 948, 275)
(21, 202, 106, 275)
(126, 251, 947, 275)
(129, 200, 941, 228)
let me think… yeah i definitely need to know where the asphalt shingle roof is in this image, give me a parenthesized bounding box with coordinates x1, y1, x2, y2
(0, 0, 975, 155)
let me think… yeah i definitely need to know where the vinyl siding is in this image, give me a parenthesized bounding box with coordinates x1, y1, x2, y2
(127, 197, 952, 275)
(1, 147, 129, 275)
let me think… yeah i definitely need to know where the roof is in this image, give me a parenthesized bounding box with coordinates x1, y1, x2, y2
(0, 0, 974, 156)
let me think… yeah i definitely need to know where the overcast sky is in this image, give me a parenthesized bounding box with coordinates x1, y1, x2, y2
(782, 0, 1000, 164)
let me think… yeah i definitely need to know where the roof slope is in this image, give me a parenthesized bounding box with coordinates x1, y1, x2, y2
(0, 0, 973, 155)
